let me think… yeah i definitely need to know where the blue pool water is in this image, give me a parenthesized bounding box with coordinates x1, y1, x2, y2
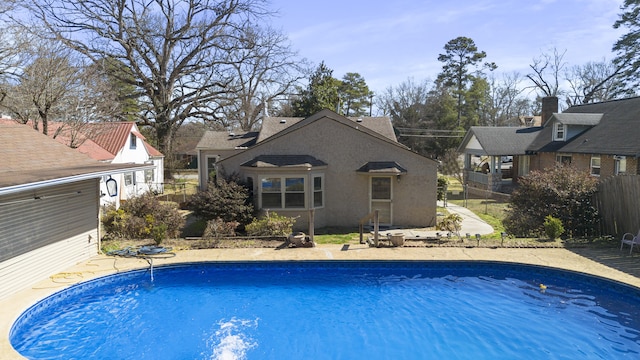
(10, 261, 640, 359)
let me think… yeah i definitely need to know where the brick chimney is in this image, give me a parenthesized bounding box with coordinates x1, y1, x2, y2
(541, 96, 558, 124)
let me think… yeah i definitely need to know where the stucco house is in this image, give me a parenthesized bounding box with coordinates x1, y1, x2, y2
(196, 109, 438, 230)
(459, 96, 640, 193)
(2, 120, 165, 207)
(0, 123, 152, 299)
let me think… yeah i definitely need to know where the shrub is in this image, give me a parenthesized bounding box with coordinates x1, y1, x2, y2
(437, 213, 463, 237)
(245, 211, 297, 237)
(187, 177, 254, 228)
(203, 218, 240, 239)
(543, 215, 564, 240)
(101, 192, 185, 242)
(504, 164, 599, 237)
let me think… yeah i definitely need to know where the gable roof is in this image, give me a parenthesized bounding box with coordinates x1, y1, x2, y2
(459, 126, 543, 156)
(198, 110, 403, 153)
(85, 122, 162, 159)
(0, 123, 148, 194)
(257, 113, 397, 144)
(260, 109, 405, 150)
(529, 97, 640, 156)
(88, 122, 138, 155)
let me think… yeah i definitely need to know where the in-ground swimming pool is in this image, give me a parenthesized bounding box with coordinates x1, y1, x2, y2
(10, 261, 640, 359)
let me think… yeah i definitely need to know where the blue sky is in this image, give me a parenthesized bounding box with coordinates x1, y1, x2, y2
(268, 0, 625, 97)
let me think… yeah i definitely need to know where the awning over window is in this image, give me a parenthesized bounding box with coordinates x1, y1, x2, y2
(241, 155, 327, 168)
(356, 161, 407, 175)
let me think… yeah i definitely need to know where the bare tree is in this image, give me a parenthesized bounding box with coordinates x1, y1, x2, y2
(527, 47, 567, 98)
(52, 64, 124, 148)
(485, 72, 532, 126)
(0, 3, 28, 105)
(564, 59, 632, 106)
(1, 35, 121, 146)
(23, 0, 275, 159)
(216, 25, 308, 131)
(1, 41, 80, 134)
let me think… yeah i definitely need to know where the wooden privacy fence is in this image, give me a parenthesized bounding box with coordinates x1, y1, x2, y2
(594, 175, 640, 237)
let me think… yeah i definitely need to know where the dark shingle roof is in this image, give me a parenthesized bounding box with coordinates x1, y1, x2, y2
(201, 110, 405, 152)
(529, 97, 640, 156)
(547, 113, 603, 126)
(196, 131, 258, 149)
(257, 114, 397, 143)
(356, 161, 407, 174)
(257, 117, 305, 142)
(460, 126, 543, 156)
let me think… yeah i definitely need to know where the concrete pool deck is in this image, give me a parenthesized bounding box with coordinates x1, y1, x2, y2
(2, 245, 640, 359)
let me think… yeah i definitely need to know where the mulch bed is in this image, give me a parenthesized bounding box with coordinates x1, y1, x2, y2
(103, 236, 618, 252)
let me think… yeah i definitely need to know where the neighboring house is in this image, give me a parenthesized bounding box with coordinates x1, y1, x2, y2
(196, 109, 439, 230)
(81, 122, 164, 207)
(0, 123, 152, 300)
(3, 120, 165, 207)
(459, 96, 640, 193)
(458, 126, 543, 192)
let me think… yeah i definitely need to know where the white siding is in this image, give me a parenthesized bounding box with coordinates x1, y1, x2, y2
(0, 180, 100, 300)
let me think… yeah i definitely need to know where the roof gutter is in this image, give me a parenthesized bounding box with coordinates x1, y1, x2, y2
(0, 164, 154, 196)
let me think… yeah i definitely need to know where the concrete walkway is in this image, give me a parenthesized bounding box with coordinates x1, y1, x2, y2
(378, 201, 494, 240)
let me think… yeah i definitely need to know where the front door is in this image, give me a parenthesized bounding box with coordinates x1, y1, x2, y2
(370, 176, 392, 225)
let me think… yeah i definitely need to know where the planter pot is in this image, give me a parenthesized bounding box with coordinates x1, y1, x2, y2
(389, 233, 405, 247)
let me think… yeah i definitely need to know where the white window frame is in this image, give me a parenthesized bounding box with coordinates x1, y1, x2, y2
(615, 156, 627, 175)
(130, 133, 137, 149)
(590, 155, 601, 176)
(313, 175, 324, 208)
(556, 154, 572, 165)
(258, 174, 325, 210)
(124, 172, 135, 186)
(553, 122, 566, 141)
(205, 155, 218, 184)
(145, 169, 154, 183)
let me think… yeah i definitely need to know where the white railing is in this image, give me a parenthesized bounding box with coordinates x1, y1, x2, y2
(466, 170, 489, 185)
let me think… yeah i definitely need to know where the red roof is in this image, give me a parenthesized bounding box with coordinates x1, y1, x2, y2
(0, 119, 163, 161)
(0, 121, 141, 188)
(88, 122, 137, 156)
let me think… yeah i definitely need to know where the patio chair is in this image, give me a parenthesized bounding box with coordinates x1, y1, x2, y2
(620, 230, 640, 254)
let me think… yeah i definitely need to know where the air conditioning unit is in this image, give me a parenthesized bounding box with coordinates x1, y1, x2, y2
(613, 155, 626, 160)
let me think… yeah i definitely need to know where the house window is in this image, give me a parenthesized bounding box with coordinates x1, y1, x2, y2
(261, 177, 282, 208)
(372, 177, 392, 199)
(145, 169, 154, 183)
(206, 156, 217, 184)
(259, 175, 321, 209)
(590, 155, 601, 176)
(130, 133, 137, 149)
(615, 156, 627, 175)
(556, 154, 572, 165)
(285, 178, 305, 208)
(553, 122, 565, 141)
(124, 172, 135, 186)
(313, 176, 323, 207)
